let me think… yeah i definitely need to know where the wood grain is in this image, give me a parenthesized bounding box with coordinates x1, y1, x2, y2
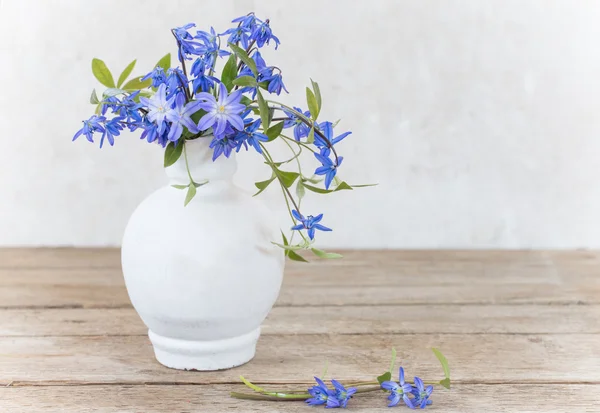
(0, 384, 597, 413)
(1, 334, 598, 385)
(1, 304, 599, 336)
(2, 249, 599, 308)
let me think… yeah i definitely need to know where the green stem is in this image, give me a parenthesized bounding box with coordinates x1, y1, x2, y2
(230, 392, 309, 401)
(279, 134, 317, 154)
(182, 141, 194, 184)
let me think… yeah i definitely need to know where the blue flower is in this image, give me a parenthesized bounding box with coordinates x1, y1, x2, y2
(306, 377, 333, 406)
(209, 133, 237, 161)
(291, 210, 332, 240)
(190, 59, 218, 94)
(195, 27, 230, 66)
(220, 26, 251, 49)
(262, 72, 288, 95)
(172, 23, 205, 60)
(140, 119, 169, 147)
(100, 96, 120, 115)
(118, 92, 143, 130)
(283, 107, 311, 141)
(234, 118, 268, 154)
(141, 67, 166, 88)
(231, 13, 259, 30)
(73, 115, 106, 143)
(165, 93, 203, 142)
(411, 377, 433, 409)
(166, 68, 188, 99)
(314, 151, 343, 190)
(100, 116, 125, 148)
(250, 20, 280, 49)
(140, 84, 172, 134)
(314, 121, 351, 150)
(329, 379, 357, 408)
(381, 367, 415, 408)
(195, 82, 246, 136)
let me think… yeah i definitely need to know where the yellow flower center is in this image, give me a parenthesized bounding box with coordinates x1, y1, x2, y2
(218, 105, 226, 113)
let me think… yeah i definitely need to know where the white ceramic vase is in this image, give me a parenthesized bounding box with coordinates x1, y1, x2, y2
(121, 137, 285, 371)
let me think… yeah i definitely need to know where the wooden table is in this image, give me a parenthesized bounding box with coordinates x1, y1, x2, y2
(0, 249, 599, 412)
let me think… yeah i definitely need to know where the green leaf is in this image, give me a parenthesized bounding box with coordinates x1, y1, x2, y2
(389, 347, 397, 373)
(296, 180, 306, 200)
(257, 90, 269, 130)
(171, 184, 188, 190)
(266, 121, 284, 142)
(310, 78, 322, 109)
(91, 58, 115, 88)
(184, 184, 197, 206)
(122, 76, 152, 90)
(156, 53, 171, 72)
(351, 183, 378, 188)
(90, 89, 99, 104)
(302, 181, 354, 194)
(281, 231, 289, 246)
(193, 180, 208, 188)
(306, 87, 319, 120)
(254, 177, 276, 196)
(103, 88, 126, 97)
(377, 371, 391, 385)
(307, 126, 315, 144)
(277, 169, 299, 188)
(190, 109, 207, 124)
(240, 95, 253, 106)
(117, 59, 136, 88)
(287, 250, 309, 263)
(311, 248, 343, 259)
(229, 43, 257, 75)
(240, 376, 266, 393)
(432, 348, 450, 389)
(164, 141, 184, 168)
(271, 242, 303, 251)
(221, 54, 238, 91)
(232, 75, 257, 87)
(439, 378, 451, 390)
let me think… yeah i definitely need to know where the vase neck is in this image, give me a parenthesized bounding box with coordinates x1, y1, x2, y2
(165, 137, 237, 186)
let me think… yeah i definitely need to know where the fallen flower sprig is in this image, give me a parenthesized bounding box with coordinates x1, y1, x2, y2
(230, 348, 451, 409)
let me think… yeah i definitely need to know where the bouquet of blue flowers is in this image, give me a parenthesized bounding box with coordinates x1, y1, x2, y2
(73, 13, 372, 261)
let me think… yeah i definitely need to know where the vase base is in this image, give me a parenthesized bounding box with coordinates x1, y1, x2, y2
(148, 328, 260, 371)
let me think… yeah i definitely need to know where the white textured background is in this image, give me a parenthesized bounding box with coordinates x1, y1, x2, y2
(1, 0, 599, 248)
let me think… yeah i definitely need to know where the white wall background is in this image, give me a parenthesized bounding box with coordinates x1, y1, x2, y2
(1, 0, 599, 249)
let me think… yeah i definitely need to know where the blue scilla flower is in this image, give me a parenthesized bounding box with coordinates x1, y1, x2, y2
(250, 20, 280, 49)
(329, 379, 357, 408)
(100, 96, 120, 116)
(209, 133, 237, 161)
(100, 116, 125, 148)
(117, 92, 143, 130)
(314, 151, 344, 190)
(314, 121, 352, 150)
(262, 71, 288, 95)
(381, 367, 415, 409)
(234, 119, 268, 154)
(231, 13, 259, 30)
(165, 93, 203, 142)
(141, 67, 167, 88)
(195, 27, 230, 67)
(73, 115, 106, 143)
(172, 23, 205, 60)
(411, 377, 433, 409)
(196, 82, 246, 136)
(291, 210, 332, 240)
(140, 119, 169, 147)
(306, 377, 333, 406)
(166, 68, 188, 99)
(140, 84, 172, 135)
(190, 59, 218, 94)
(221, 25, 250, 49)
(283, 107, 311, 141)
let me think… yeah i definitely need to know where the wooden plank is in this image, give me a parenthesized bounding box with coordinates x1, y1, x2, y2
(1, 248, 599, 268)
(1, 249, 599, 308)
(0, 384, 597, 412)
(1, 304, 599, 336)
(0, 334, 598, 385)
